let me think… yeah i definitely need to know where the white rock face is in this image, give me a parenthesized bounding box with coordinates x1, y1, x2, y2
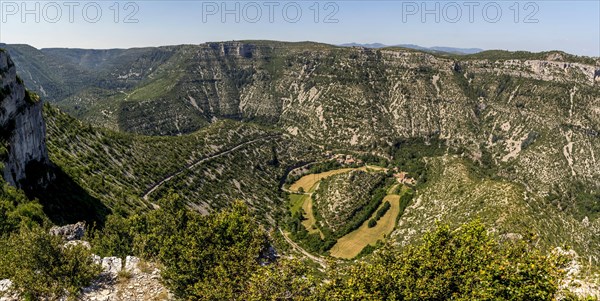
(101, 257, 122, 276)
(125, 256, 141, 273)
(0, 279, 15, 301)
(0, 51, 50, 188)
(92, 254, 102, 265)
(50, 222, 86, 241)
(0, 279, 12, 292)
(555, 248, 600, 299)
(63, 240, 91, 249)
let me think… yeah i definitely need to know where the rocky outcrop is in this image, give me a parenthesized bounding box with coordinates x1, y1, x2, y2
(3, 224, 170, 301)
(0, 256, 172, 301)
(81, 256, 172, 301)
(556, 248, 600, 299)
(208, 41, 255, 58)
(49, 221, 86, 241)
(100, 257, 123, 276)
(0, 279, 15, 301)
(0, 49, 51, 188)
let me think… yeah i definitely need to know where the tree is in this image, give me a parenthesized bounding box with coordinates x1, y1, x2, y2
(90, 213, 134, 258)
(0, 183, 47, 235)
(243, 259, 317, 301)
(319, 220, 569, 300)
(142, 196, 269, 299)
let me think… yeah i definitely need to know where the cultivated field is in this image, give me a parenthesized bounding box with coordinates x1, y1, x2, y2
(289, 165, 387, 193)
(288, 165, 392, 244)
(289, 194, 307, 215)
(289, 168, 355, 192)
(329, 193, 402, 259)
(301, 196, 323, 237)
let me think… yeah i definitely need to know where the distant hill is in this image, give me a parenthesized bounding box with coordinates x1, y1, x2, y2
(2, 40, 600, 289)
(339, 42, 484, 54)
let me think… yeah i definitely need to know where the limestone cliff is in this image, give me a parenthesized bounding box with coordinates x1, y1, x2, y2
(0, 50, 50, 188)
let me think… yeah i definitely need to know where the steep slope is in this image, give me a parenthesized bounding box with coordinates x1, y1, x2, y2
(11, 42, 599, 201)
(0, 44, 175, 103)
(44, 106, 322, 223)
(0, 49, 51, 189)
(0, 44, 72, 102)
(393, 155, 600, 272)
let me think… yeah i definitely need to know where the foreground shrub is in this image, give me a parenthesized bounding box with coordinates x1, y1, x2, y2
(0, 225, 101, 300)
(319, 220, 569, 300)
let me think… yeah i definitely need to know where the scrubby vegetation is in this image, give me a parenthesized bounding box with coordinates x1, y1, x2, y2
(389, 137, 448, 186)
(0, 180, 100, 300)
(285, 170, 392, 254)
(91, 206, 579, 300)
(368, 201, 391, 228)
(91, 193, 270, 299)
(0, 225, 100, 300)
(24, 89, 40, 104)
(321, 220, 571, 300)
(547, 182, 600, 221)
(43, 105, 320, 225)
(3, 41, 600, 299)
(0, 179, 589, 300)
(0, 182, 47, 233)
(312, 170, 387, 237)
(375, 201, 391, 220)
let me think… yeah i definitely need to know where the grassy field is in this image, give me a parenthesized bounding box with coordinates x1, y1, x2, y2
(387, 184, 400, 195)
(289, 168, 355, 192)
(301, 196, 323, 237)
(361, 165, 387, 172)
(289, 165, 387, 193)
(288, 193, 322, 236)
(329, 193, 402, 259)
(288, 166, 391, 241)
(289, 194, 307, 215)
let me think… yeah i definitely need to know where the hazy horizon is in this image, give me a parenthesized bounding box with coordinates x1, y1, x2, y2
(1, 1, 599, 56)
(2, 40, 600, 58)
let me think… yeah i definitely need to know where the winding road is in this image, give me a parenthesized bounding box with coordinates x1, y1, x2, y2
(142, 135, 279, 201)
(279, 228, 328, 269)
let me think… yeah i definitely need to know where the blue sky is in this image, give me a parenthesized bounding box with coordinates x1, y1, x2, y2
(0, 0, 598, 56)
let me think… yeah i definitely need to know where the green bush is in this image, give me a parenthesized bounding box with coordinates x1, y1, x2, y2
(90, 213, 134, 258)
(243, 259, 317, 301)
(368, 219, 377, 228)
(319, 220, 569, 300)
(24, 90, 40, 104)
(0, 225, 101, 300)
(375, 201, 391, 220)
(0, 183, 47, 235)
(333, 183, 388, 238)
(397, 189, 414, 223)
(92, 193, 269, 299)
(87, 196, 577, 300)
